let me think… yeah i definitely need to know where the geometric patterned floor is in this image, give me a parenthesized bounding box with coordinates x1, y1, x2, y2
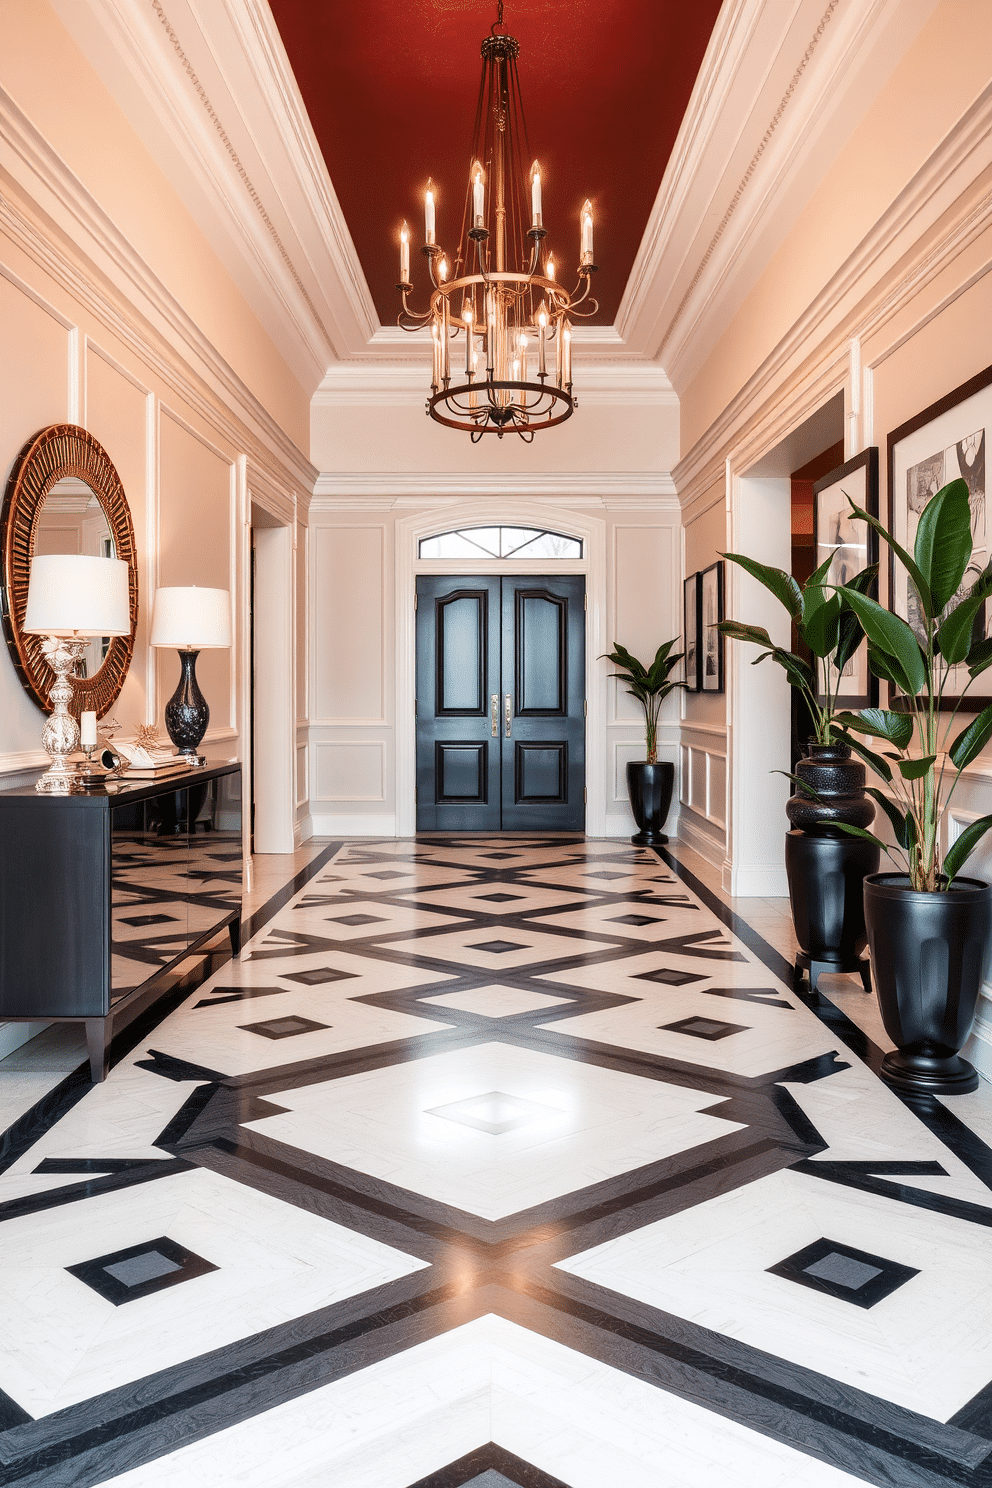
(2, 837, 992, 1486)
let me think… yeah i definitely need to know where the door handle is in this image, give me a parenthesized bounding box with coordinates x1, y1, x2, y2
(505, 693, 512, 738)
(491, 693, 499, 736)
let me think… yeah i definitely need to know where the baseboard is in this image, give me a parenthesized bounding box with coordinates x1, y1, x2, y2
(309, 812, 397, 837)
(965, 990, 992, 1085)
(677, 813, 725, 869)
(295, 812, 313, 845)
(0, 1021, 47, 1060)
(601, 813, 635, 841)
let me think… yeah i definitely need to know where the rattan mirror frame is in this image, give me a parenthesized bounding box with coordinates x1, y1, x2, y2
(1, 425, 138, 717)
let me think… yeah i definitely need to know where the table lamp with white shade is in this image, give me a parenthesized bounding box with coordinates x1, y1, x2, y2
(150, 586, 232, 765)
(24, 553, 131, 794)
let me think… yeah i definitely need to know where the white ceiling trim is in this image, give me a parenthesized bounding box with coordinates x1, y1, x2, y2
(310, 472, 679, 509)
(313, 359, 677, 410)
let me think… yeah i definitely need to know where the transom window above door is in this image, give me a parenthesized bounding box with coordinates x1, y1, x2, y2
(419, 527, 582, 560)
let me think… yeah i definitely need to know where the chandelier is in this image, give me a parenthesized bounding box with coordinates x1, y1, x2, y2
(396, 2, 599, 441)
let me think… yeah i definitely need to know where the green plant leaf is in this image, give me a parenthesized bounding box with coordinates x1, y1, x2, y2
(914, 479, 973, 614)
(837, 731, 893, 784)
(935, 562, 992, 664)
(867, 644, 915, 697)
(721, 553, 802, 619)
(943, 815, 992, 884)
(602, 642, 647, 681)
(802, 592, 842, 658)
(967, 637, 992, 674)
(833, 564, 879, 674)
(837, 589, 926, 694)
(718, 620, 774, 648)
(831, 822, 889, 850)
(897, 755, 937, 780)
(949, 704, 992, 770)
(833, 708, 914, 747)
(843, 496, 932, 617)
(865, 787, 911, 848)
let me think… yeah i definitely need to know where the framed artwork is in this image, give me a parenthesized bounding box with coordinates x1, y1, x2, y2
(888, 364, 992, 709)
(812, 447, 879, 709)
(683, 574, 700, 691)
(700, 561, 724, 693)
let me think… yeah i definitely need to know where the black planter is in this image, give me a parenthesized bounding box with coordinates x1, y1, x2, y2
(786, 830, 880, 963)
(626, 761, 674, 846)
(786, 741, 876, 834)
(864, 872, 992, 1095)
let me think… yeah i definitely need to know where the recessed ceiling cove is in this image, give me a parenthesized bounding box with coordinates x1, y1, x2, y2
(267, 0, 723, 328)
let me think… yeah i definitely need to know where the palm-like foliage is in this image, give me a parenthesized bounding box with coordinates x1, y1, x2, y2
(831, 478, 992, 891)
(601, 640, 685, 763)
(717, 553, 878, 746)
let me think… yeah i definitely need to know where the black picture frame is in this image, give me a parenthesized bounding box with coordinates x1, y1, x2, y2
(812, 447, 879, 710)
(887, 364, 992, 710)
(700, 561, 724, 693)
(683, 574, 701, 691)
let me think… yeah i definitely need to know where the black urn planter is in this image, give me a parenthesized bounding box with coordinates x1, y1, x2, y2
(786, 741, 879, 994)
(626, 761, 674, 846)
(864, 873, 992, 1095)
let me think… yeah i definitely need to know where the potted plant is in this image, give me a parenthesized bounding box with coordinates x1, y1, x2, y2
(602, 640, 684, 844)
(831, 476, 992, 1094)
(717, 554, 880, 990)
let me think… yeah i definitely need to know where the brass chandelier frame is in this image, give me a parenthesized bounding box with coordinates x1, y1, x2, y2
(396, 14, 599, 442)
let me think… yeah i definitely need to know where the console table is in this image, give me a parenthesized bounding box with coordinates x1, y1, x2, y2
(0, 761, 242, 1082)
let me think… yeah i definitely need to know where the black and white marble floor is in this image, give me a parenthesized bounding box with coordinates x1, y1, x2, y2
(3, 837, 992, 1487)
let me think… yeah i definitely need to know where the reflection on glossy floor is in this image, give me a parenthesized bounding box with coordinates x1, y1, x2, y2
(2, 837, 992, 1487)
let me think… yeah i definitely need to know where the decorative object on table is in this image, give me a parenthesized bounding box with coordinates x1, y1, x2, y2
(394, 1, 599, 439)
(23, 553, 131, 794)
(601, 640, 685, 845)
(833, 476, 992, 1093)
(699, 561, 725, 693)
(1, 424, 138, 717)
(683, 574, 700, 692)
(717, 542, 880, 996)
(812, 448, 879, 709)
(885, 364, 991, 708)
(149, 586, 232, 765)
(115, 739, 189, 779)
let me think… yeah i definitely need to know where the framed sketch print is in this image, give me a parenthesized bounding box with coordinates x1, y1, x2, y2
(700, 561, 724, 693)
(683, 574, 700, 691)
(812, 447, 879, 709)
(888, 364, 992, 708)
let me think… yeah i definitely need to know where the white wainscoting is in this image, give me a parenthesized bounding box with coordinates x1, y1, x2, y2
(676, 722, 727, 868)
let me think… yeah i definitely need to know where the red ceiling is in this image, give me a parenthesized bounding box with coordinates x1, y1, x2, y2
(268, 0, 723, 328)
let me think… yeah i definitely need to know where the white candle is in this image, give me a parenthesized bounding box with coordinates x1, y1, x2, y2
(546, 253, 555, 281)
(399, 221, 410, 283)
(580, 199, 594, 262)
(425, 180, 436, 245)
(464, 304, 474, 376)
(563, 326, 572, 385)
(537, 306, 548, 376)
(530, 160, 542, 228)
(472, 161, 485, 228)
(80, 711, 97, 749)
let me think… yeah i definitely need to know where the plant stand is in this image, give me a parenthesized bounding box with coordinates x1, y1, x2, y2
(792, 949, 872, 998)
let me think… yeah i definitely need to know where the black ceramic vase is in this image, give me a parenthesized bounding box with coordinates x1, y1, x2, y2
(164, 648, 209, 763)
(864, 873, 992, 1094)
(626, 761, 674, 846)
(785, 741, 879, 989)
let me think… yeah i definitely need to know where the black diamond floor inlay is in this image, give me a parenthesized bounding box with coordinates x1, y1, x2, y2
(659, 1014, 749, 1040)
(281, 967, 357, 986)
(239, 1015, 331, 1040)
(608, 913, 662, 927)
(634, 967, 705, 987)
(475, 893, 524, 903)
(66, 1237, 218, 1306)
(767, 1237, 921, 1309)
(469, 939, 527, 955)
(120, 913, 179, 927)
(328, 913, 386, 926)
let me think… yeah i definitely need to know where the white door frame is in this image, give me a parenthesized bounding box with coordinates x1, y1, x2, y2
(394, 503, 607, 836)
(252, 521, 297, 853)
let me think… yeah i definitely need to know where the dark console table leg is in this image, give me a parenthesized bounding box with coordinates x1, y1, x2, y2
(229, 917, 242, 955)
(86, 1018, 109, 1083)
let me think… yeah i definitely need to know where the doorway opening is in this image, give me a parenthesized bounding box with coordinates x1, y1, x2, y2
(415, 573, 586, 831)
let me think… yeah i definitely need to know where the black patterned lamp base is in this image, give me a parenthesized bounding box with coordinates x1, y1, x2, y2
(164, 648, 209, 765)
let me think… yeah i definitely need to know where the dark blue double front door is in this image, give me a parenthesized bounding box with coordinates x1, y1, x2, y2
(416, 574, 585, 831)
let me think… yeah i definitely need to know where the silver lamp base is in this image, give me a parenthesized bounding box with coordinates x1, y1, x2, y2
(36, 638, 85, 795)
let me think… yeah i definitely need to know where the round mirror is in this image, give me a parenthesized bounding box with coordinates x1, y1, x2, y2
(1, 425, 138, 716)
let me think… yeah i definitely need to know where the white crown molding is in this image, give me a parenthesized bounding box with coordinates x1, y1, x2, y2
(50, 0, 377, 379)
(313, 358, 677, 410)
(0, 87, 317, 501)
(672, 91, 992, 509)
(617, 0, 942, 387)
(310, 472, 678, 510)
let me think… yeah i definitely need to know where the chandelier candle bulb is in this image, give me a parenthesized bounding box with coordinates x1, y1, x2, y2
(546, 253, 555, 281)
(563, 326, 572, 386)
(537, 308, 548, 376)
(472, 161, 485, 228)
(425, 180, 436, 245)
(530, 160, 542, 228)
(464, 304, 474, 375)
(580, 200, 594, 263)
(399, 221, 410, 283)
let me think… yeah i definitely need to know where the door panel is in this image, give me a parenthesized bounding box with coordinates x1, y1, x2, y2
(416, 573, 584, 831)
(501, 576, 585, 830)
(416, 577, 501, 830)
